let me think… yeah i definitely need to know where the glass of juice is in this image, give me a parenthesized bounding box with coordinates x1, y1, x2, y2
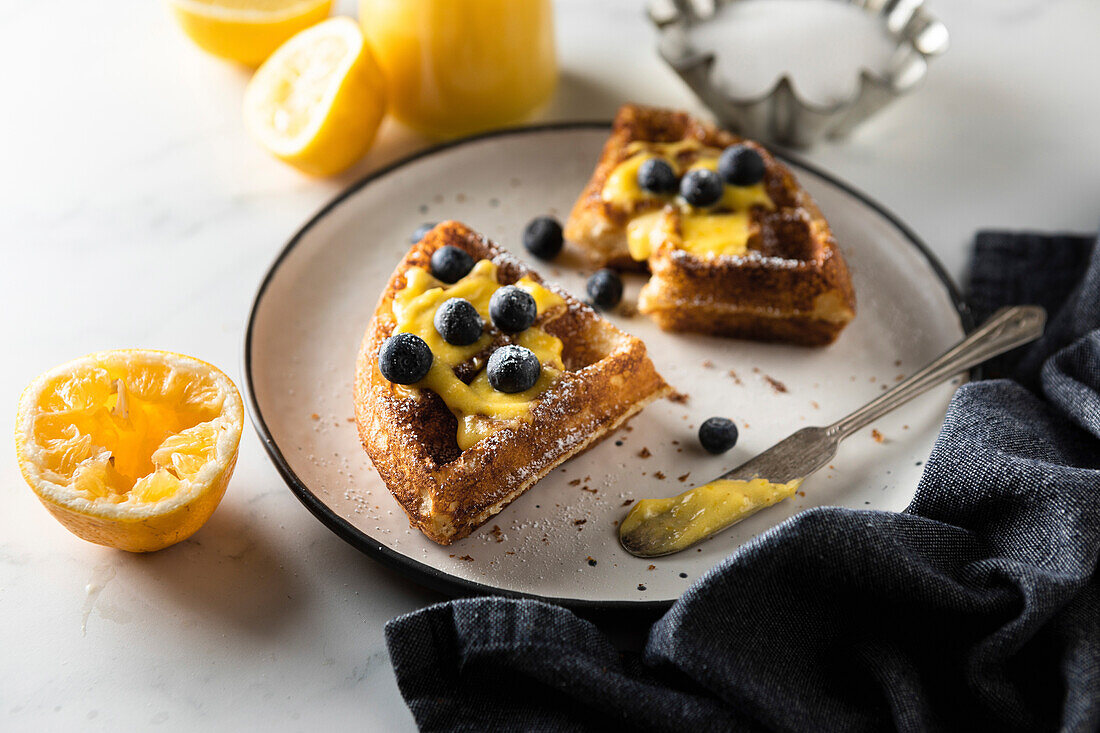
(358, 0, 557, 138)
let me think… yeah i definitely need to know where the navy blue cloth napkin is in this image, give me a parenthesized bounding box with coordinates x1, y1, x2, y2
(385, 230, 1100, 732)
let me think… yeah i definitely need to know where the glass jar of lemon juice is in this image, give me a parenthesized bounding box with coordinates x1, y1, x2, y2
(358, 0, 557, 138)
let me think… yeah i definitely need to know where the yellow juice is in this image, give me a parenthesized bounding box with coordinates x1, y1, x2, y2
(358, 0, 557, 138)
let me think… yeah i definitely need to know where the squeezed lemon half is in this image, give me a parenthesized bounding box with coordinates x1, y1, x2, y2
(243, 16, 387, 176)
(168, 0, 333, 67)
(15, 350, 243, 552)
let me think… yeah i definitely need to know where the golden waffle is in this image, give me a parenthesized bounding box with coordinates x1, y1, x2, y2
(354, 221, 671, 544)
(565, 104, 856, 346)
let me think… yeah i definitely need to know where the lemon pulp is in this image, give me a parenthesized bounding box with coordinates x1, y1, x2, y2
(243, 17, 387, 176)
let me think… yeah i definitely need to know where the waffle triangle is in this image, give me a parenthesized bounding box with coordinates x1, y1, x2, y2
(354, 221, 670, 544)
(565, 105, 856, 346)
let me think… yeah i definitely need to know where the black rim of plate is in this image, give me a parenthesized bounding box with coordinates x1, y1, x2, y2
(242, 121, 975, 614)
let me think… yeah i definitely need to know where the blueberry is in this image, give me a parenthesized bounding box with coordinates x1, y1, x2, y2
(489, 285, 537, 333)
(698, 417, 739, 454)
(679, 168, 724, 207)
(717, 145, 765, 186)
(487, 345, 541, 393)
(637, 158, 678, 195)
(429, 245, 474, 284)
(410, 222, 438, 243)
(378, 333, 432, 384)
(433, 297, 483, 346)
(523, 216, 564, 260)
(586, 269, 623, 310)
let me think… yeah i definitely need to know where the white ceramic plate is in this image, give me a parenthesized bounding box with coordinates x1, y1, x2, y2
(244, 123, 971, 610)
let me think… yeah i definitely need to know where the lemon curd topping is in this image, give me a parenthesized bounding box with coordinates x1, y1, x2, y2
(601, 139, 775, 260)
(628, 211, 754, 260)
(679, 213, 754, 258)
(619, 477, 802, 554)
(625, 211, 670, 262)
(391, 259, 566, 450)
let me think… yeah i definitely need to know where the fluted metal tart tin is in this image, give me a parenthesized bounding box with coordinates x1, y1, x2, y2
(648, 0, 949, 147)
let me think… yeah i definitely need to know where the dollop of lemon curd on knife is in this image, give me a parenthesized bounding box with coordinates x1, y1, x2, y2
(620, 477, 803, 555)
(602, 140, 775, 260)
(390, 259, 566, 450)
(15, 350, 243, 552)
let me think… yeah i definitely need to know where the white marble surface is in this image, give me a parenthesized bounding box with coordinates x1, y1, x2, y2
(1, 0, 1097, 729)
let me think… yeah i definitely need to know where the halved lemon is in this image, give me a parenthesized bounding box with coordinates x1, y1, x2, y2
(15, 350, 244, 553)
(168, 0, 333, 67)
(243, 16, 387, 176)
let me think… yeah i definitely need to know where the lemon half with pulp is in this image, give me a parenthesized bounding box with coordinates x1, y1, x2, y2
(15, 350, 244, 553)
(169, 0, 334, 67)
(244, 16, 387, 176)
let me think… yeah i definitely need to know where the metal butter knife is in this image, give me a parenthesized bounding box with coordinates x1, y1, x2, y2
(620, 305, 1047, 558)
